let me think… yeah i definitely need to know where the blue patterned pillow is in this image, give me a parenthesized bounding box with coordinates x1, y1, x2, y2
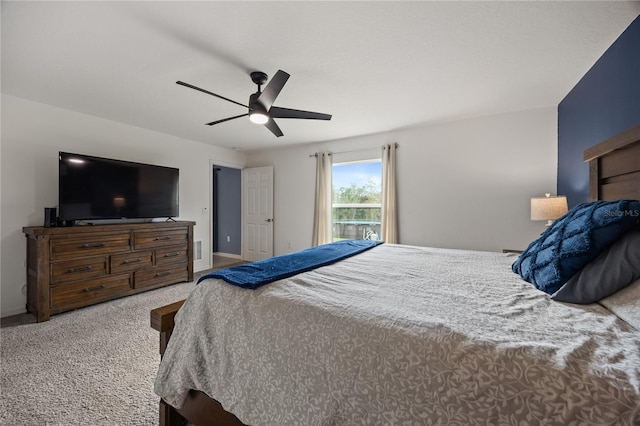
(512, 200, 640, 294)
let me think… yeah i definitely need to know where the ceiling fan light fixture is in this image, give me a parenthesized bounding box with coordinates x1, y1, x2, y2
(178, 69, 331, 137)
(249, 111, 269, 124)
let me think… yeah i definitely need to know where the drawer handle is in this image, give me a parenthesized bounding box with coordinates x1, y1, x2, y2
(155, 271, 171, 278)
(163, 252, 181, 258)
(83, 284, 106, 293)
(82, 242, 106, 249)
(68, 265, 93, 273)
(122, 258, 143, 265)
(154, 236, 172, 241)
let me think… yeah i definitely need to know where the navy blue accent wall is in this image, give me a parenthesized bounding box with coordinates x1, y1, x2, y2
(558, 14, 640, 207)
(213, 165, 242, 255)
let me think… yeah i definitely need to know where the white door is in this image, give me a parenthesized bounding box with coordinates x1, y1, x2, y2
(243, 166, 274, 261)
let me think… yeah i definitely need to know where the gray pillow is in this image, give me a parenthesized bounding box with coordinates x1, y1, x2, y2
(551, 227, 640, 304)
(600, 278, 640, 331)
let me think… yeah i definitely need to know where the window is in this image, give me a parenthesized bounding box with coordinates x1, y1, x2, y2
(332, 159, 382, 241)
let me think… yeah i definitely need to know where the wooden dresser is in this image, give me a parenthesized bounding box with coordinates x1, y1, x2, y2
(23, 221, 195, 322)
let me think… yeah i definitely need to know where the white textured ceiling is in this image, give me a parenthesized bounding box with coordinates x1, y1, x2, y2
(2, 1, 639, 151)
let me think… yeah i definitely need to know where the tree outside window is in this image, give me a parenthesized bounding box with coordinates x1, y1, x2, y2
(332, 160, 382, 241)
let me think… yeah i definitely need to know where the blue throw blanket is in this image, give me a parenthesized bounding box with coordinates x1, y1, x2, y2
(197, 239, 383, 289)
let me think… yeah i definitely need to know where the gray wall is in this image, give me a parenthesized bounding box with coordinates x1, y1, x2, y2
(1, 95, 247, 317)
(213, 165, 242, 255)
(246, 107, 557, 255)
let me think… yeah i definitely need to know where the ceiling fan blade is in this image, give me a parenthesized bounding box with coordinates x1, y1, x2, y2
(205, 113, 249, 126)
(256, 70, 290, 111)
(264, 118, 284, 137)
(177, 81, 248, 109)
(269, 106, 332, 121)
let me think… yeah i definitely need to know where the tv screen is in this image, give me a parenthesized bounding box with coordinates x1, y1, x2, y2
(58, 152, 179, 221)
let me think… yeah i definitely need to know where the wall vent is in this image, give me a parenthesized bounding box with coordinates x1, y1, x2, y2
(194, 240, 202, 261)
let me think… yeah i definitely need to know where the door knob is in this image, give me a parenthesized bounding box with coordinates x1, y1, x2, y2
(265, 218, 273, 222)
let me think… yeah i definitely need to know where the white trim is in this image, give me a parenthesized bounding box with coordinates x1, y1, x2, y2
(333, 203, 382, 208)
(1, 306, 27, 317)
(213, 252, 243, 260)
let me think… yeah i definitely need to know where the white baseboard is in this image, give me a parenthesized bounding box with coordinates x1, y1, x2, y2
(1, 306, 28, 319)
(213, 252, 242, 260)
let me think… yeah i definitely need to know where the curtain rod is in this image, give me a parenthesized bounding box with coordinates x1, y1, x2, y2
(309, 143, 398, 158)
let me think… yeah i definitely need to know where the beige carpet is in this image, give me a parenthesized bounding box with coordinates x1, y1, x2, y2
(1, 278, 201, 425)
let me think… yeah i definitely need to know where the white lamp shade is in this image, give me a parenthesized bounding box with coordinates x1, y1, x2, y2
(531, 195, 568, 221)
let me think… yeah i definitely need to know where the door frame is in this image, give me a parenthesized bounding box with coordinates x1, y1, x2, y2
(208, 159, 244, 271)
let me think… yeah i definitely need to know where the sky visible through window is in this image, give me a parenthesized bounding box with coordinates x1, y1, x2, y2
(332, 160, 382, 240)
(332, 161, 382, 191)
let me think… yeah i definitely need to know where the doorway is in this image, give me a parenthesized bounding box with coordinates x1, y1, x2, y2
(212, 165, 242, 267)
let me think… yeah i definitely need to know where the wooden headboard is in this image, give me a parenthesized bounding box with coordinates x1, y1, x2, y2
(584, 124, 640, 201)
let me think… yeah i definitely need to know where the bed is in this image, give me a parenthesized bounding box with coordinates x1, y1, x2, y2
(151, 124, 640, 426)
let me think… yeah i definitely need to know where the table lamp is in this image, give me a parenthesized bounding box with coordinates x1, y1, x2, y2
(531, 193, 568, 226)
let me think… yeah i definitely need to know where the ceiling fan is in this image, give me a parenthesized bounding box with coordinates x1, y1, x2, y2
(177, 70, 332, 137)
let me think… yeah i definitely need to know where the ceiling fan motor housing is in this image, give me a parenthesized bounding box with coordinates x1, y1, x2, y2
(250, 71, 268, 86)
(249, 92, 267, 113)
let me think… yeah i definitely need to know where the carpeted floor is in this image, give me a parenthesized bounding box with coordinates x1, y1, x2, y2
(0, 265, 238, 426)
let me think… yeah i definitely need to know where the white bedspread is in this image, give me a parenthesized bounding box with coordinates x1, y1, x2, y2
(155, 244, 640, 425)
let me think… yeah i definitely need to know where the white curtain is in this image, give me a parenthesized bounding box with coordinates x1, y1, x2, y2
(312, 152, 332, 246)
(381, 143, 398, 243)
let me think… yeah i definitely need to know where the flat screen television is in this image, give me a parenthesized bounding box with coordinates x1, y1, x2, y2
(58, 152, 179, 222)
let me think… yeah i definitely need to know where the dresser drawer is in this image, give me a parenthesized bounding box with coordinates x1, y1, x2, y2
(50, 274, 131, 311)
(134, 265, 188, 289)
(134, 230, 188, 250)
(51, 234, 131, 261)
(155, 245, 188, 266)
(50, 256, 108, 285)
(111, 251, 153, 274)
